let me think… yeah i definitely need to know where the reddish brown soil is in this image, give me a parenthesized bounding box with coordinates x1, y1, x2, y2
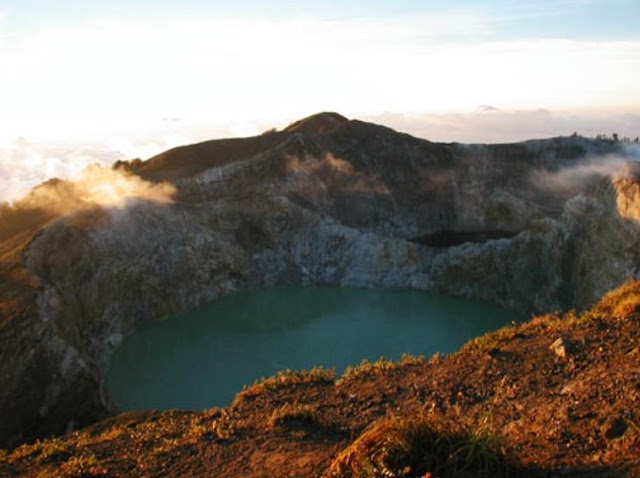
(1, 283, 640, 478)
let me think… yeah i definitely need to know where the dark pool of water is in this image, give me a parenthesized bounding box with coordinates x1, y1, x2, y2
(106, 286, 521, 411)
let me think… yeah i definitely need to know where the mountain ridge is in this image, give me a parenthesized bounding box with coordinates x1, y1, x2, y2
(0, 112, 638, 453)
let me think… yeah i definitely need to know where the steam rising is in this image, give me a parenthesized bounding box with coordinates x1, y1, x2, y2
(18, 165, 176, 214)
(284, 153, 355, 176)
(532, 156, 627, 191)
(531, 149, 640, 198)
(0, 135, 188, 203)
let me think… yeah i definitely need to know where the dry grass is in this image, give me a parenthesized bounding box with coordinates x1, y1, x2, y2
(456, 322, 519, 354)
(324, 415, 509, 478)
(58, 454, 108, 477)
(338, 355, 426, 385)
(268, 403, 319, 430)
(7, 438, 70, 465)
(461, 280, 640, 356)
(4, 409, 240, 475)
(587, 279, 640, 319)
(7, 444, 107, 478)
(233, 366, 335, 404)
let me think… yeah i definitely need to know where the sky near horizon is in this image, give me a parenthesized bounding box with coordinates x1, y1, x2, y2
(1, 0, 640, 201)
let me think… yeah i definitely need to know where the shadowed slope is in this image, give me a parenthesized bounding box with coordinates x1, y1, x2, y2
(2, 280, 639, 477)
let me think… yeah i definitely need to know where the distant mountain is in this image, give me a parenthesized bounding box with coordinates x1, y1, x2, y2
(474, 104, 499, 113)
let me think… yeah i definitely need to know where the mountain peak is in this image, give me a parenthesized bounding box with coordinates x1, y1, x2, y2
(283, 112, 349, 134)
(474, 105, 499, 113)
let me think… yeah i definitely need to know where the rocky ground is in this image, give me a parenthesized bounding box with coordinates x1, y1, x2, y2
(1, 112, 639, 452)
(1, 280, 639, 477)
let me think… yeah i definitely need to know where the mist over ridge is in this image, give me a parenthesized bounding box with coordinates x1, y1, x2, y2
(2, 110, 640, 452)
(2, 109, 639, 204)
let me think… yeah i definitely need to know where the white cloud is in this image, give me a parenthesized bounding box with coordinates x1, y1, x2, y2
(0, 115, 283, 203)
(366, 109, 640, 143)
(1, 13, 639, 139)
(0, 143, 177, 213)
(104, 134, 191, 160)
(1, 10, 639, 202)
(0, 138, 121, 202)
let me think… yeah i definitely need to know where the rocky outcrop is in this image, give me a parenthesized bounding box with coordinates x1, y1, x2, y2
(0, 113, 638, 447)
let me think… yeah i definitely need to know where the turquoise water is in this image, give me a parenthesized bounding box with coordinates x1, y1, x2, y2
(106, 286, 521, 411)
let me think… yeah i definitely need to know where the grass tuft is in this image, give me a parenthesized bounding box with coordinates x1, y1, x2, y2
(457, 322, 518, 354)
(269, 403, 319, 430)
(233, 366, 335, 404)
(338, 355, 426, 385)
(586, 279, 640, 320)
(324, 415, 509, 478)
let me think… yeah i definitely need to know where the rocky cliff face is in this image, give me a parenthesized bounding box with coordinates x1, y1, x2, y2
(0, 112, 638, 447)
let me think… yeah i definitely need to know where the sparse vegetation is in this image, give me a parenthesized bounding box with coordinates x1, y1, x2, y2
(340, 357, 396, 383)
(587, 279, 640, 319)
(35, 439, 70, 464)
(457, 322, 519, 354)
(83, 425, 125, 444)
(324, 415, 509, 478)
(595, 132, 638, 143)
(338, 354, 426, 385)
(460, 282, 640, 356)
(59, 454, 108, 477)
(269, 403, 320, 430)
(233, 366, 335, 403)
(2, 409, 240, 474)
(4, 437, 71, 466)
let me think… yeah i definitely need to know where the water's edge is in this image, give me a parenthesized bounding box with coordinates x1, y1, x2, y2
(106, 286, 522, 411)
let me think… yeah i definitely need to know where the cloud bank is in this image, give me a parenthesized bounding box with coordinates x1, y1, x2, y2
(2, 109, 639, 205)
(0, 135, 189, 203)
(367, 109, 640, 144)
(1, 14, 639, 136)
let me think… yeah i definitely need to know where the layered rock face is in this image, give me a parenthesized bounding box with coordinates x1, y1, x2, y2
(0, 113, 638, 447)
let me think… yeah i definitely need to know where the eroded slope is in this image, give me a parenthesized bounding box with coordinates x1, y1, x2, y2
(0, 113, 637, 448)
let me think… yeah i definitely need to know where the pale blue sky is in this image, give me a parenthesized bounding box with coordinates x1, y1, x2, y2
(3, 0, 639, 39)
(1, 0, 638, 128)
(1, 1, 639, 202)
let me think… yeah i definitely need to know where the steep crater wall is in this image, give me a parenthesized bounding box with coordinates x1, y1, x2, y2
(1, 116, 638, 448)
